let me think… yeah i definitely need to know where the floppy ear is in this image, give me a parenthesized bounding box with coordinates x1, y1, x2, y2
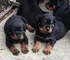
(8, 24, 14, 35)
(35, 14, 44, 24)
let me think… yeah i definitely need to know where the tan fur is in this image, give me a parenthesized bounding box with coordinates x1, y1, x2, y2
(26, 24, 34, 32)
(10, 45, 20, 55)
(11, 34, 24, 40)
(43, 43, 53, 55)
(32, 41, 42, 53)
(21, 42, 29, 54)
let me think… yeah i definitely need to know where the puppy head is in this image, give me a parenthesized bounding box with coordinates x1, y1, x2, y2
(9, 22, 26, 40)
(36, 13, 55, 34)
(45, 2, 56, 11)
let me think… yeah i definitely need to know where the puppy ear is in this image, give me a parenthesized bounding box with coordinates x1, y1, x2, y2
(35, 14, 44, 23)
(20, 16, 27, 32)
(8, 24, 13, 35)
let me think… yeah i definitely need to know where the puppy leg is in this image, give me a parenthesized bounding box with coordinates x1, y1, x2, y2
(43, 43, 53, 55)
(32, 40, 42, 53)
(6, 38, 20, 55)
(21, 35, 29, 54)
(43, 39, 56, 55)
(21, 42, 29, 54)
(26, 24, 35, 32)
(10, 45, 20, 55)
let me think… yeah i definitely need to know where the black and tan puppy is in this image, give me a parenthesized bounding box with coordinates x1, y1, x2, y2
(32, 13, 66, 55)
(45, 0, 70, 32)
(4, 15, 29, 55)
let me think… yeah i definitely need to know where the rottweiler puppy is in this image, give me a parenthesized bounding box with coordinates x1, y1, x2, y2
(45, 0, 70, 32)
(17, 0, 45, 29)
(32, 13, 66, 55)
(4, 15, 29, 55)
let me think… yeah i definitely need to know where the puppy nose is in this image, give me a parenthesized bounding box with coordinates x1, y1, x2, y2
(47, 27, 50, 30)
(17, 34, 21, 37)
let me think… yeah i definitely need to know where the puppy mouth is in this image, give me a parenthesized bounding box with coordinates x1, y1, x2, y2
(11, 34, 24, 40)
(39, 27, 53, 34)
(39, 27, 47, 34)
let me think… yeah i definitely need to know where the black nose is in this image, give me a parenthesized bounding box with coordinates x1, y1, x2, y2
(47, 27, 50, 30)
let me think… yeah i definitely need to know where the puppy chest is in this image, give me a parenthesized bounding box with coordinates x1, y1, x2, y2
(35, 34, 53, 41)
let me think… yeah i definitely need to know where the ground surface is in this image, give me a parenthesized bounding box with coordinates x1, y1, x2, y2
(0, 0, 70, 60)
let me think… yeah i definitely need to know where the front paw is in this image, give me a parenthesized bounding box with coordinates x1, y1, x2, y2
(21, 49, 29, 54)
(10, 46, 20, 55)
(32, 41, 41, 53)
(32, 47, 40, 53)
(43, 44, 53, 55)
(12, 49, 20, 55)
(21, 44, 29, 54)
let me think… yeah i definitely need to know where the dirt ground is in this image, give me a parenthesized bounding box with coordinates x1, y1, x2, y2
(0, 0, 70, 60)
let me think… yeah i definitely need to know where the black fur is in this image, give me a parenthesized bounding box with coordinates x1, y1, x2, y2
(17, 0, 44, 28)
(46, 0, 70, 32)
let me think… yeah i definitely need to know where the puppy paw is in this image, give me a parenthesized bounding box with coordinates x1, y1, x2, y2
(13, 49, 20, 55)
(21, 43, 29, 54)
(32, 47, 40, 53)
(43, 44, 52, 55)
(32, 41, 41, 53)
(10, 47, 20, 55)
(21, 49, 29, 54)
